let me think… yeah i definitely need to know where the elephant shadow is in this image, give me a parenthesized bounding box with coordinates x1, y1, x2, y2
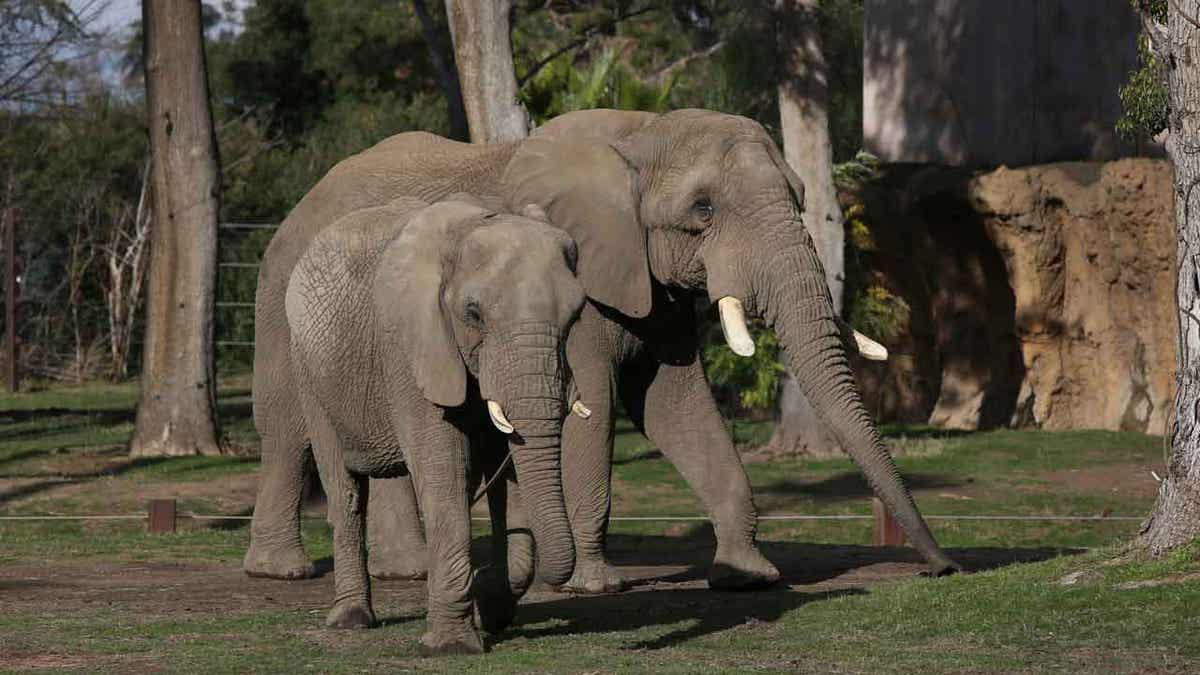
(495, 535, 1076, 650)
(505, 585, 861, 650)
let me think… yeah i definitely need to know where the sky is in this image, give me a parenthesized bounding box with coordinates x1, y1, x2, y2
(95, 0, 247, 40)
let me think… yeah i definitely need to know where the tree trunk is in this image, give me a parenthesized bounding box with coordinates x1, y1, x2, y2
(412, 0, 470, 142)
(445, 0, 529, 143)
(130, 0, 222, 458)
(769, 0, 846, 458)
(1139, 7, 1200, 554)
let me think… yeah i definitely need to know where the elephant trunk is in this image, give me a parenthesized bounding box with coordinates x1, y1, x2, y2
(752, 234, 960, 574)
(482, 324, 576, 586)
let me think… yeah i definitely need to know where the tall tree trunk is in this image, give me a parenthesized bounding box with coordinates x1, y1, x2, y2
(445, 0, 529, 143)
(1138, 6, 1200, 554)
(769, 0, 847, 458)
(130, 0, 221, 458)
(412, 0, 470, 142)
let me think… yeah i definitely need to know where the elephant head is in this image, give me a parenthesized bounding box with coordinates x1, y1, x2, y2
(502, 109, 959, 574)
(374, 199, 585, 585)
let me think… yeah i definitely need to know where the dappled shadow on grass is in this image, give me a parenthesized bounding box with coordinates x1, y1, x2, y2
(878, 425, 975, 440)
(0, 454, 260, 506)
(755, 471, 964, 500)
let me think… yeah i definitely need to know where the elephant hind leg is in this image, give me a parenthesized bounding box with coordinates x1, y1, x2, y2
(244, 353, 316, 580)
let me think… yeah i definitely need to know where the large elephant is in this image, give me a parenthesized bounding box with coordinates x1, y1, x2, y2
(244, 109, 961, 598)
(284, 195, 585, 655)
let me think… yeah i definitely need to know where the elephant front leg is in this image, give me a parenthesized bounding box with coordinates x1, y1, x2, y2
(306, 410, 376, 628)
(367, 475, 429, 580)
(407, 428, 483, 656)
(559, 359, 627, 594)
(635, 358, 780, 590)
(473, 474, 535, 634)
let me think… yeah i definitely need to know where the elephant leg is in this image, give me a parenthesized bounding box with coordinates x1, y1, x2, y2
(367, 475, 429, 580)
(630, 357, 780, 590)
(473, 471, 534, 634)
(243, 358, 315, 580)
(406, 423, 483, 656)
(559, 335, 626, 594)
(304, 403, 375, 629)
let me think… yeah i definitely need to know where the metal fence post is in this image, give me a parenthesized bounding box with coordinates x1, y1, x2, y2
(872, 497, 906, 546)
(5, 207, 16, 393)
(148, 499, 177, 533)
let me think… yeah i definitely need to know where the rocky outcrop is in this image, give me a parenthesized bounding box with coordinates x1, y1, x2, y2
(852, 159, 1175, 433)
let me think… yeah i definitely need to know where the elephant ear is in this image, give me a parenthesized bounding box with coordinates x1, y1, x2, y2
(501, 136, 652, 318)
(374, 201, 492, 408)
(765, 141, 806, 215)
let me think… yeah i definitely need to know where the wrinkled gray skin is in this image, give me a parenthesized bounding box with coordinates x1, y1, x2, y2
(244, 109, 961, 605)
(283, 196, 583, 655)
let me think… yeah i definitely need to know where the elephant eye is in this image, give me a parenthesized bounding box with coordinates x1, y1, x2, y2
(693, 198, 714, 222)
(464, 300, 482, 325)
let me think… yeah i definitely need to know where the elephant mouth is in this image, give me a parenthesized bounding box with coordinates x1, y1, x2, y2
(714, 294, 888, 362)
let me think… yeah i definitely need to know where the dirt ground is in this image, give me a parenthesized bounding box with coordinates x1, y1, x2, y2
(0, 541, 1066, 623)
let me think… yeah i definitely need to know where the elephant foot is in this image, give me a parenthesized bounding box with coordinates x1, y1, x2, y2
(368, 544, 429, 580)
(243, 540, 316, 580)
(708, 544, 781, 590)
(471, 566, 519, 635)
(325, 600, 376, 629)
(558, 556, 628, 594)
(418, 623, 485, 657)
(924, 554, 965, 578)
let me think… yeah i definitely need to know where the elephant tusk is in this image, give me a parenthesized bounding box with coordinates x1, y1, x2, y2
(853, 330, 889, 361)
(572, 400, 592, 419)
(717, 296, 756, 357)
(486, 400, 515, 434)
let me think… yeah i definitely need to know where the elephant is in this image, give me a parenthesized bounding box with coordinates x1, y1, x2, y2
(243, 108, 961, 600)
(281, 195, 585, 655)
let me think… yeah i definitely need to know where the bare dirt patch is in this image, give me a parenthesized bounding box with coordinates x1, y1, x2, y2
(1044, 463, 1161, 501)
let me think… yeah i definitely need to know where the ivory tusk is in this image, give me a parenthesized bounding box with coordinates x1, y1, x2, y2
(853, 330, 889, 361)
(572, 400, 592, 419)
(486, 400, 514, 434)
(717, 296, 756, 357)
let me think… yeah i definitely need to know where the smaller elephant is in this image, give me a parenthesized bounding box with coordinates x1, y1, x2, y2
(285, 195, 586, 655)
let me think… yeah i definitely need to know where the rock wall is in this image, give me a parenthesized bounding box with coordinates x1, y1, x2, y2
(853, 159, 1176, 433)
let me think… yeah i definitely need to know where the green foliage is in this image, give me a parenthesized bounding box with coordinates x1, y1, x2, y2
(521, 47, 676, 124)
(1117, 35, 1168, 142)
(847, 283, 910, 343)
(702, 324, 785, 414)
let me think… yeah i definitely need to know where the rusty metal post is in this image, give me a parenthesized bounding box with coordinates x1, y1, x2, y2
(4, 207, 16, 393)
(148, 499, 177, 533)
(872, 497, 906, 546)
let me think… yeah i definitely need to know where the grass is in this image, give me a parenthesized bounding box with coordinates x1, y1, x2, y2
(2, 381, 1197, 673)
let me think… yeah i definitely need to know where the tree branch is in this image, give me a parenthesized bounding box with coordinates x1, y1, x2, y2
(516, 4, 657, 88)
(1138, 4, 1170, 59)
(653, 40, 725, 84)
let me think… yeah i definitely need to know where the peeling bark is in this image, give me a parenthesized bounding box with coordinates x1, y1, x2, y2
(130, 0, 221, 458)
